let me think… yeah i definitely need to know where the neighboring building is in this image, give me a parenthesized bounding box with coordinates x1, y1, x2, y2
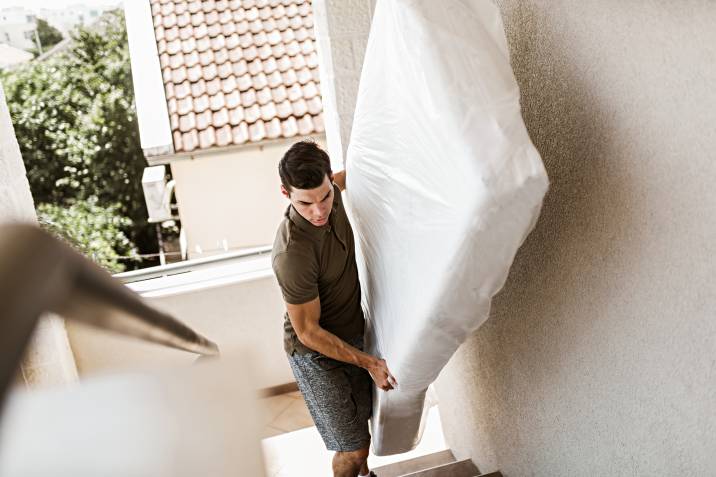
(0, 8, 37, 52)
(126, 0, 326, 259)
(0, 43, 34, 70)
(38, 4, 114, 36)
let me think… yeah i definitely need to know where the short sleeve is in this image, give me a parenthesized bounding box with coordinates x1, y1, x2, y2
(272, 251, 319, 304)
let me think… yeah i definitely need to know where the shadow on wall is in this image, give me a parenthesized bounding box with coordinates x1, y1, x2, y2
(435, 1, 716, 475)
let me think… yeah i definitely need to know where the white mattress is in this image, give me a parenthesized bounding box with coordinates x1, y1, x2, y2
(345, 0, 549, 455)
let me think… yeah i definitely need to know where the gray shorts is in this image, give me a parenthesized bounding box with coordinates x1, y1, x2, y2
(287, 337, 373, 452)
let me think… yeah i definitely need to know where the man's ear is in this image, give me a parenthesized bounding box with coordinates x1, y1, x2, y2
(280, 184, 290, 199)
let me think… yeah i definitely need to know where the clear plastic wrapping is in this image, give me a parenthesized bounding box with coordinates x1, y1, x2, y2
(345, 0, 549, 455)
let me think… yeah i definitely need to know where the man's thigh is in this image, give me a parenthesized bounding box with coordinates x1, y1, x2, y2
(287, 351, 372, 452)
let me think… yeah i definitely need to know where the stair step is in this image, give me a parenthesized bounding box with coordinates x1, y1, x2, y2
(371, 450, 455, 477)
(401, 458, 479, 477)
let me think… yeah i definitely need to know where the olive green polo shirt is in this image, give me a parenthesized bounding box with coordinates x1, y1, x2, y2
(271, 184, 365, 355)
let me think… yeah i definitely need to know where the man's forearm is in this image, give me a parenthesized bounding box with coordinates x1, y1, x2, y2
(299, 326, 375, 369)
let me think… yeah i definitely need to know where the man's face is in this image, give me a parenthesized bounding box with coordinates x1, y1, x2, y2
(282, 174, 334, 227)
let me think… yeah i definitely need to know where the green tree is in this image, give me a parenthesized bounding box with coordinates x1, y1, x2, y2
(0, 10, 156, 270)
(37, 199, 138, 273)
(36, 18, 64, 52)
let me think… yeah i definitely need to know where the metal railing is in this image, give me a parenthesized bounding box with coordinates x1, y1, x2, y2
(0, 223, 220, 411)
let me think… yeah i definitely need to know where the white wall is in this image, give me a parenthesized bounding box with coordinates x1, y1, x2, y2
(435, 1, 716, 475)
(67, 274, 294, 390)
(170, 136, 327, 258)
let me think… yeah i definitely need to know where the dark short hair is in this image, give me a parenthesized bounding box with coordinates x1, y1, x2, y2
(278, 140, 332, 193)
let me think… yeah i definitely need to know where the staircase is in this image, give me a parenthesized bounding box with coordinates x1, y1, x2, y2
(372, 450, 502, 477)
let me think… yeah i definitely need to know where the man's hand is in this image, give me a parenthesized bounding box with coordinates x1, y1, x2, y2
(366, 357, 398, 391)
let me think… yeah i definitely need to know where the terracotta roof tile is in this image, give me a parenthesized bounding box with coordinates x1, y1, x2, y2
(229, 106, 244, 125)
(286, 83, 302, 101)
(260, 102, 277, 120)
(226, 90, 241, 109)
(150, 0, 323, 152)
(214, 48, 229, 64)
(233, 123, 249, 144)
(266, 117, 281, 138)
(168, 97, 177, 114)
(237, 72, 252, 90)
(241, 89, 257, 107)
(249, 119, 266, 142)
(206, 77, 222, 95)
(199, 126, 216, 148)
(217, 62, 233, 78)
(194, 94, 210, 112)
(297, 114, 313, 135)
(191, 79, 207, 97)
(203, 63, 218, 80)
(199, 49, 214, 66)
(210, 91, 226, 110)
(177, 11, 191, 27)
(179, 112, 196, 132)
(202, 0, 217, 13)
(306, 95, 321, 115)
(282, 69, 297, 86)
(243, 45, 258, 61)
(291, 98, 307, 117)
(271, 84, 287, 103)
(173, 130, 184, 151)
(276, 99, 291, 118)
(183, 37, 197, 54)
(222, 76, 238, 93)
(175, 79, 191, 98)
(302, 81, 318, 99)
(281, 116, 297, 137)
(217, 124, 233, 146)
(182, 130, 198, 151)
(187, 63, 203, 82)
(256, 86, 272, 105)
(188, 0, 201, 13)
(245, 103, 261, 122)
(223, 21, 237, 35)
(213, 108, 230, 128)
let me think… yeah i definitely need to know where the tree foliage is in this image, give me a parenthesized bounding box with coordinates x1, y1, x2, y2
(37, 198, 138, 273)
(1, 10, 156, 270)
(36, 18, 64, 52)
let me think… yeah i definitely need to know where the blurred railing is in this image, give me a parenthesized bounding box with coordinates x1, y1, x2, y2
(0, 223, 219, 412)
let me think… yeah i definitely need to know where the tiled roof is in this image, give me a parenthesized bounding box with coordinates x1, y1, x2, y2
(151, 0, 324, 153)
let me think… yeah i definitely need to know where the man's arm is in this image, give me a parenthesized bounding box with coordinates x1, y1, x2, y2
(333, 170, 346, 191)
(286, 297, 396, 391)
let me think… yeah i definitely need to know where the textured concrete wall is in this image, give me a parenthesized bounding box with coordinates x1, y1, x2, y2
(0, 84, 79, 388)
(312, 0, 375, 165)
(436, 1, 716, 475)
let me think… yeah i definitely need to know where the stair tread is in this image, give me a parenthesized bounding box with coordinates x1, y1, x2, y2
(371, 449, 455, 477)
(401, 458, 479, 477)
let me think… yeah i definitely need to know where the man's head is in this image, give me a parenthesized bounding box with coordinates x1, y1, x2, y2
(279, 140, 334, 227)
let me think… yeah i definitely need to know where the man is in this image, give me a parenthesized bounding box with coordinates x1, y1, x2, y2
(271, 140, 396, 477)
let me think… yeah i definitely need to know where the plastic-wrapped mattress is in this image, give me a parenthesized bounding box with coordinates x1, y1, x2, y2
(345, 0, 549, 455)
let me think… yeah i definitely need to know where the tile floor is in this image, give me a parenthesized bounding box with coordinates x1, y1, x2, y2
(258, 390, 448, 477)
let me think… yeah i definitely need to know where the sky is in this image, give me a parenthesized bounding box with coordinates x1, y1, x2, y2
(0, 0, 119, 10)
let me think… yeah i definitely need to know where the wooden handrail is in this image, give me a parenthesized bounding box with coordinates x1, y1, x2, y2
(0, 223, 219, 410)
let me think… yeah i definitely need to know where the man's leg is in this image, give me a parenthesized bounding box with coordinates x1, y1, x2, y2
(332, 446, 369, 477)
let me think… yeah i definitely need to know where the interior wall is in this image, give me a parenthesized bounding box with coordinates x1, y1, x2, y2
(435, 2, 716, 475)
